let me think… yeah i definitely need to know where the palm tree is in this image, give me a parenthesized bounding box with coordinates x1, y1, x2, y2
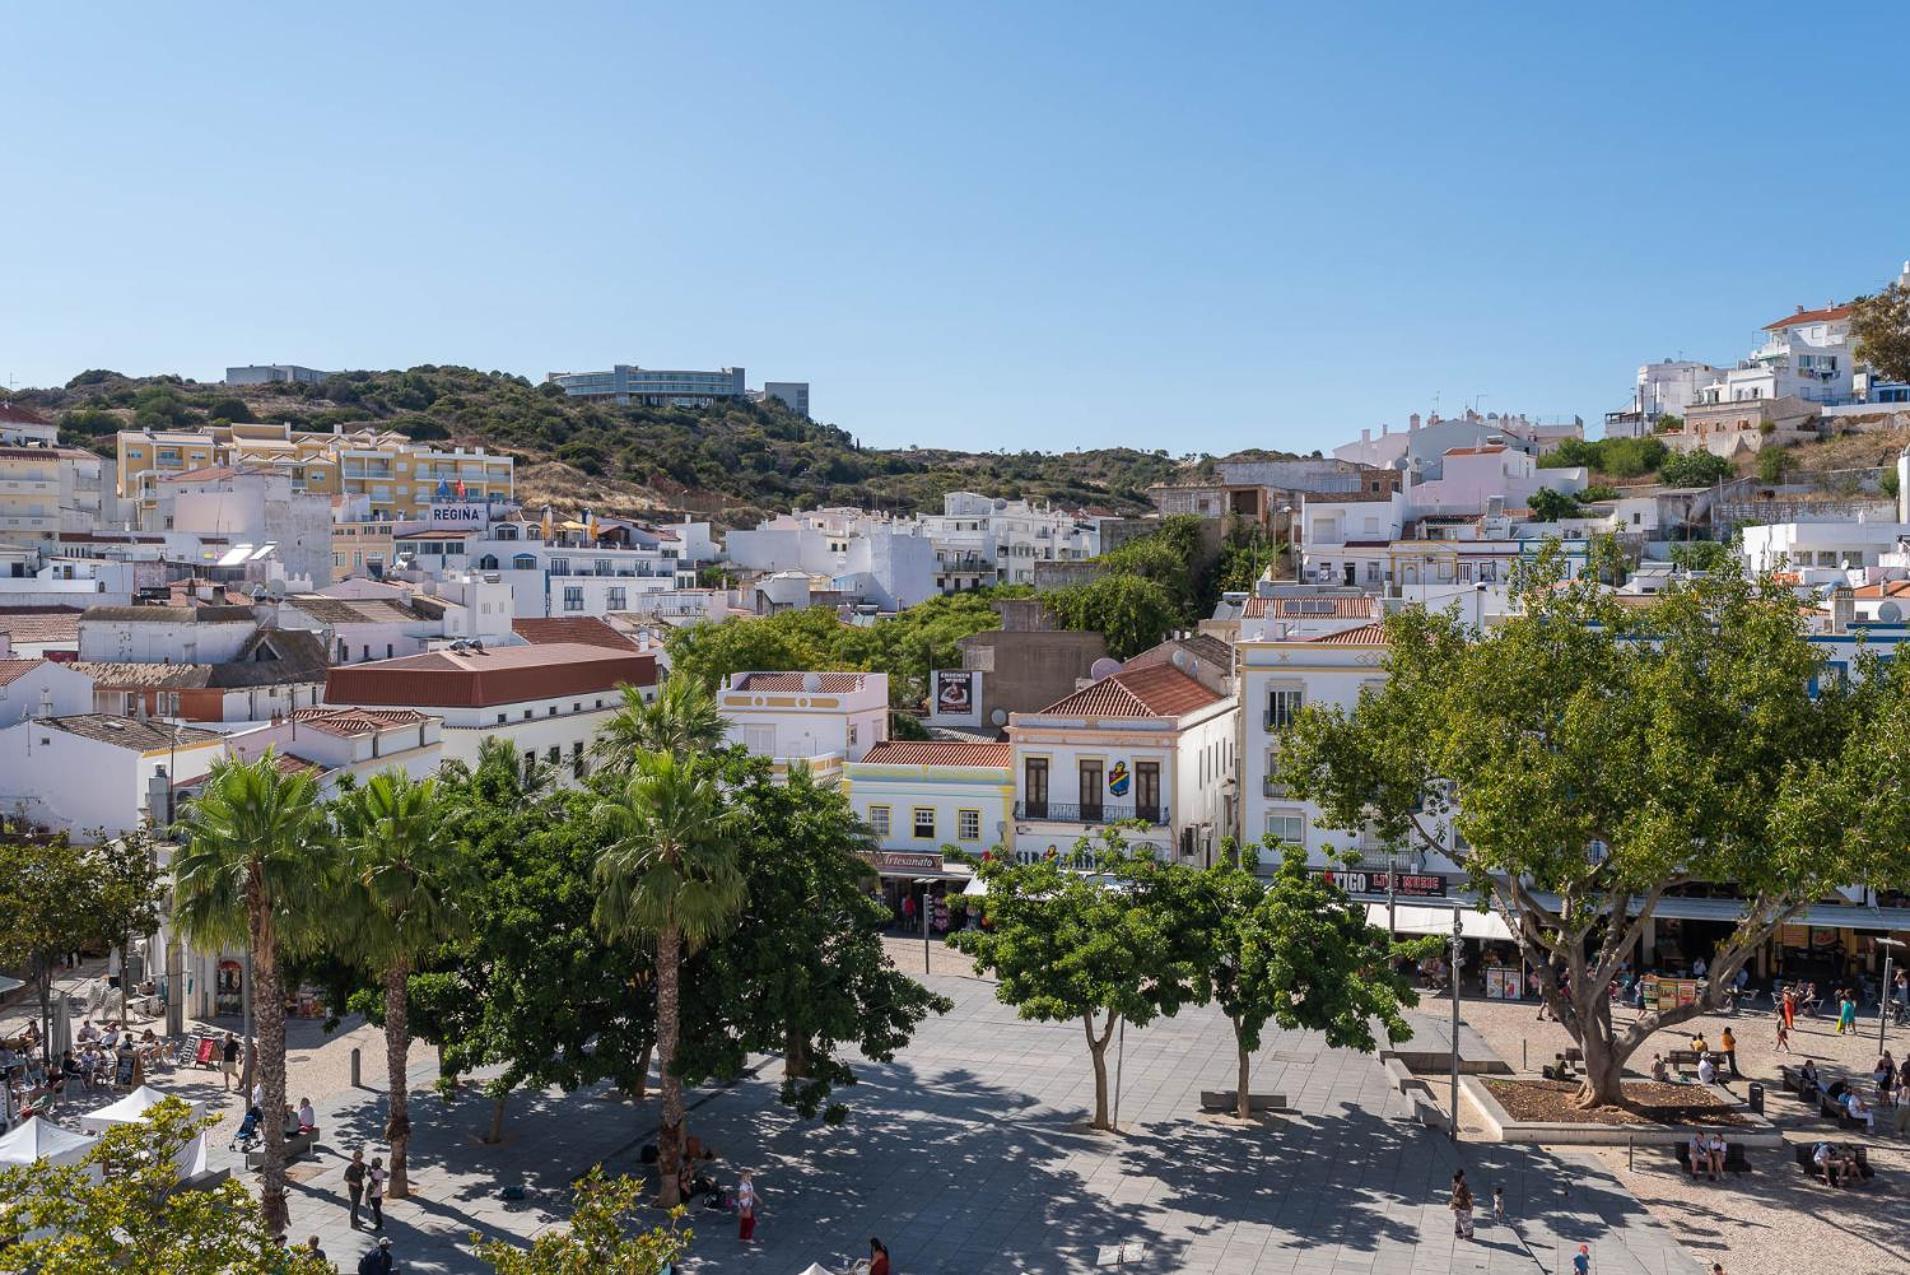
(170, 752, 333, 1233)
(592, 751, 745, 1208)
(333, 769, 474, 1200)
(589, 677, 729, 777)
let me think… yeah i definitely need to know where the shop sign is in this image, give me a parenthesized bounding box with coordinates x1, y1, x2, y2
(861, 850, 944, 875)
(1319, 868, 1447, 898)
(428, 502, 490, 526)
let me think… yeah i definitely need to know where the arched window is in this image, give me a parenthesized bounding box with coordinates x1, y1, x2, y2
(494, 525, 519, 541)
(512, 553, 537, 571)
(478, 555, 499, 571)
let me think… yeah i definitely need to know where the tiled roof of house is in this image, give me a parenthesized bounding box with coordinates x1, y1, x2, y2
(1243, 595, 1382, 620)
(289, 707, 432, 736)
(1852, 580, 1910, 598)
(69, 660, 215, 689)
(0, 608, 83, 645)
(42, 714, 224, 751)
(511, 617, 639, 650)
(1300, 621, 1389, 645)
(1444, 445, 1508, 457)
(285, 595, 432, 625)
(1764, 303, 1853, 330)
(0, 402, 53, 426)
(856, 741, 1013, 768)
(82, 605, 256, 624)
(324, 641, 657, 708)
(732, 672, 869, 693)
(207, 628, 331, 688)
(0, 659, 46, 688)
(1032, 663, 1223, 719)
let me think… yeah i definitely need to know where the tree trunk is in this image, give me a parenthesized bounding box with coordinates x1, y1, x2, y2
(1235, 1021, 1253, 1121)
(249, 897, 290, 1234)
(1085, 1012, 1112, 1131)
(238, 946, 256, 1103)
(383, 959, 413, 1199)
(655, 924, 685, 1209)
(784, 1025, 809, 1081)
(486, 1089, 508, 1145)
(119, 939, 131, 1028)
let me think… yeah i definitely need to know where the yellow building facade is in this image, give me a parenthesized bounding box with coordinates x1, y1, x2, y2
(116, 423, 514, 519)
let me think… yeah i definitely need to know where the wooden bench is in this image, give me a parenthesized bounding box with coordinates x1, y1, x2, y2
(1666, 1049, 1705, 1071)
(245, 1128, 316, 1171)
(1673, 1140, 1751, 1175)
(1199, 1090, 1290, 1114)
(1794, 1142, 1873, 1183)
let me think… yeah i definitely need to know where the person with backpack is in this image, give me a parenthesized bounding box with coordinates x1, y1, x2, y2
(357, 1235, 393, 1274)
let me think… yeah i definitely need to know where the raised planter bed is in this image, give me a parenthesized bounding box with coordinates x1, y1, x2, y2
(1462, 1075, 1785, 1147)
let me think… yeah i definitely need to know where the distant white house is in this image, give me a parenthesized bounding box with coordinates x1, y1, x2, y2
(718, 670, 890, 786)
(0, 714, 226, 839)
(0, 658, 95, 728)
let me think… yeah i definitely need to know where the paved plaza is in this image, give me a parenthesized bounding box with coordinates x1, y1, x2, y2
(66, 963, 1702, 1274)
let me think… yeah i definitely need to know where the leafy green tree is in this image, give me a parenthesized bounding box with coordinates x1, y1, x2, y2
(1278, 567, 1898, 1108)
(1525, 488, 1577, 522)
(171, 754, 335, 1231)
(0, 838, 99, 1055)
(679, 760, 951, 1120)
(1657, 449, 1733, 487)
(1850, 281, 1910, 384)
(1576, 484, 1620, 503)
(1668, 540, 1731, 572)
(1755, 445, 1793, 484)
(590, 677, 729, 778)
(472, 1170, 691, 1273)
(333, 769, 475, 1199)
(205, 397, 255, 423)
(593, 753, 746, 1206)
(1044, 573, 1179, 659)
(1883, 466, 1901, 499)
(89, 830, 168, 1029)
(949, 833, 1205, 1130)
(0, 1100, 329, 1273)
(1653, 414, 1683, 434)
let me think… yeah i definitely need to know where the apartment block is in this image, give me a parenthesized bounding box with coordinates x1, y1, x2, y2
(546, 364, 747, 407)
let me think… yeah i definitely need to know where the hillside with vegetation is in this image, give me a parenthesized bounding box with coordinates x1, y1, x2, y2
(7, 367, 1187, 523)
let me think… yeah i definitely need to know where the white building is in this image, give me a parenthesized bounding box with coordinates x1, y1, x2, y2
(1697, 304, 1856, 408)
(1739, 520, 1910, 586)
(843, 739, 1014, 856)
(1605, 359, 1725, 438)
(225, 707, 443, 791)
(0, 402, 60, 447)
(1405, 446, 1586, 516)
(143, 466, 335, 587)
(0, 714, 227, 839)
(917, 492, 1102, 592)
(0, 554, 139, 610)
(78, 605, 259, 664)
(1006, 661, 1237, 866)
(0, 441, 108, 548)
(717, 670, 890, 787)
(322, 641, 659, 782)
(724, 509, 937, 611)
(0, 658, 95, 727)
(1333, 410, 1581, 481)
(399, 518, 696, 619)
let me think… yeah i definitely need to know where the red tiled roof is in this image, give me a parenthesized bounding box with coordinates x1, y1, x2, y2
(1032, 663, 1222, 719)
(1444, 445, 1508, 456)
(270, 752, 327, 777)
(0, 608, 83, 644)
(734, 672, 868, 693)
(290, 707, 432, 737)
(0, 659, 46, 688)
(857, 741, 1012, 768)
(1851, 580, 1910, 598)
(512, 617, 639, 651)
(0, 402, 52, 425)
(1243, 596, 1381, 620)
(1764, 304, 1852, 330)
(1301, 621, 1389, 645)
(324, 641, 656, 708)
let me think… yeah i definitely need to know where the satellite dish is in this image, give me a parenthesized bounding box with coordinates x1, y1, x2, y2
(1089, 657, 1123, 680)
(1170, 649, 1192, 671)
(990, 708, 1008, 726)
(801, 672, 822, 693)
(1881, 600, 1904, 623)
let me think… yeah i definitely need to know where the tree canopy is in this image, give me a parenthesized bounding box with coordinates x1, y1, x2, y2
(1850, 281, 1910, 385)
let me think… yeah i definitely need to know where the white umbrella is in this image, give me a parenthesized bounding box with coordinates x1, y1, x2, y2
(51, 998, 71, 1058)
(0, 1116, 100, 1170)
(796, 1266, 840, 1275)
(78, 1084, 203, 1134)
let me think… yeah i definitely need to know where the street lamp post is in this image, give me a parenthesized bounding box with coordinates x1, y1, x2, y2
(1387, 847, 1398, 938)
(1449, 906, 1463, 1143)
(1879, 938, 1904, 1051)
(917, 877, 933, 975)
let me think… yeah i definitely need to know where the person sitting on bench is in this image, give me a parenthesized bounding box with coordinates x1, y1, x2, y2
(1697, 1054, 1718, 1085)
(1705, 1131, 1729, 1179)
(1687, 1130, 1714, 1180)
(1799, 1059, 1822, 1101)
(1651, 1054, 1670, 1083)
(1843, 1090, 1877, 1133)
(296, 1097, 317, 1133)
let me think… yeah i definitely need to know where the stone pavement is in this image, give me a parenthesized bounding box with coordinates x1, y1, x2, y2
(163, 969, 1702, 1274)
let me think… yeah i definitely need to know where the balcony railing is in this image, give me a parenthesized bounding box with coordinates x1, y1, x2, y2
(1015, 801, 1167, 826)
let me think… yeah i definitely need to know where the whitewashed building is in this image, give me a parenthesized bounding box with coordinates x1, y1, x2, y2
(0, 714, 227, 839)
(0, 658, 95, 727)
(717, 670, 889, 786)
(918, 492, 1102, 592)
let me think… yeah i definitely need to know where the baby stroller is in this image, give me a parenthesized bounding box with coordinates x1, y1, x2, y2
(230, 1105, 263, 1153)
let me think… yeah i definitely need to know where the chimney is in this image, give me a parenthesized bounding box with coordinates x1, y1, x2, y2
(1409, 413, 1421, 432)
(1361, 428, 1371, 447)
(1831, 587, 1855, 635)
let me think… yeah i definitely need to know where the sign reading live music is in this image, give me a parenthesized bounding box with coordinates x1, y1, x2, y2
(860, 850, 944, 875)
(1318, 868, 1447, 898)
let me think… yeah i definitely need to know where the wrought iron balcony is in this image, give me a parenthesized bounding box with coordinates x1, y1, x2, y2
(1015, 801, 1167, 826)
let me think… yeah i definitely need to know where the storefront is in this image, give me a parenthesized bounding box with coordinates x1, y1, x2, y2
(858, 850, 974, 934)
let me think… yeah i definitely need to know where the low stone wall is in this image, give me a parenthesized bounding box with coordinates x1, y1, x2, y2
(1459, 1075, 1785, 1147)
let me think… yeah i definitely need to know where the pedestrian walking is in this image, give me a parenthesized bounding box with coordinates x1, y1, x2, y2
(736, 1169, 757, 1242)
(1492, 1185, 1505, 1224)
(357, 1236, 393, 1275)
(1573, 1243, 1591, 1274)
(1448, 1170, 1474, 1241)
(221, 1033, 240, 1091)
(1720, 1026, 1740, 1078)
(867, 1237, 892, 1275)
(1781, 987, 1796, 1032)
(367, 1156, 387, 1231)
(343, 1149, 367, 1228)
(1775, 1020, 1791, 1053)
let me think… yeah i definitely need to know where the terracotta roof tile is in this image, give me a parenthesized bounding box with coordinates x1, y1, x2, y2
(1301, 621, 1389, 645)
(856, 741, 1013, 768)
(1852, 580, 1910, 598)
(1243, 595, 1382, 620)
(1032, 663, 1222, 719)
(1764, 304, 1852, 330)
(0, 608, 83, 644)
(289, 706, 432, 736)
(43, 714, 224, 751)
(734, 672, 868, 693)
(0, 402, 54, 426)
(512, 617, 639, 650)
(0, 659, 46, 688)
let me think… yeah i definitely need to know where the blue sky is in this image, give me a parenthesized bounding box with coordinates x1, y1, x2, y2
(6, 2, 1909, 455)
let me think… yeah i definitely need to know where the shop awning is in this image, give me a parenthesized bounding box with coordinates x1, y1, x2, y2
(1367, 903, 1513, 941)
(1524, 891, 1910, 935)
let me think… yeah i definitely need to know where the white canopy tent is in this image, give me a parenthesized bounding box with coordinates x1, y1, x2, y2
(1366, 903, 1513, 942)
(77, 1085, 208, 1180)
(0, 1117, 99, 1171)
